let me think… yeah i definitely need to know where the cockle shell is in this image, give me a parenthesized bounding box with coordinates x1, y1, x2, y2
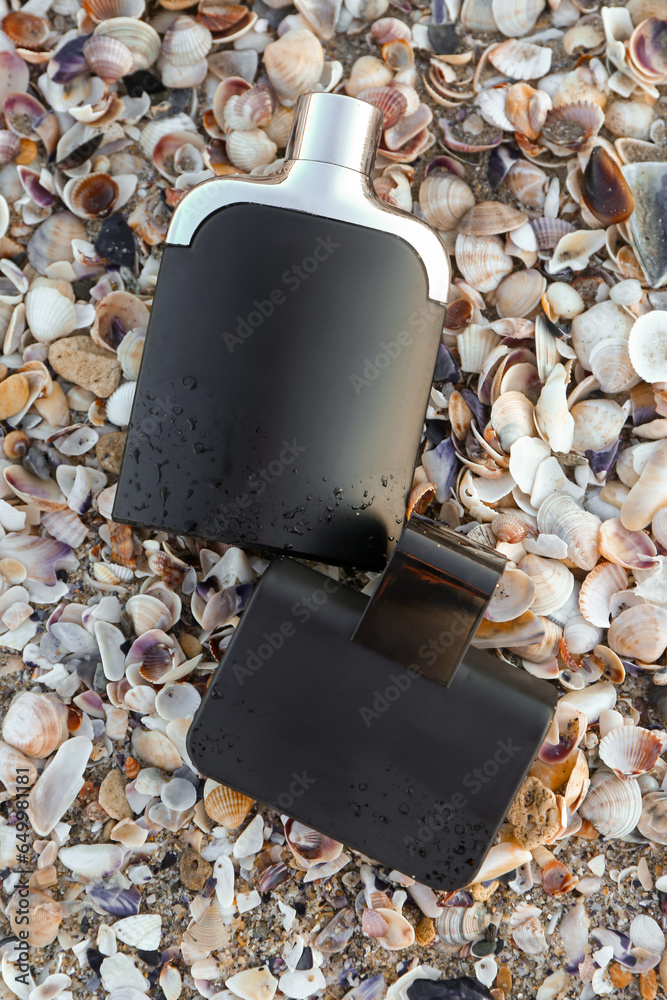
(518, 554, 574, 616)
(204, 781, 254, 827)
(621, 439, 667, 529)
(457, 327, 501, 373)
(579, 769, 642, 838)
(506, 160, 548, 210)
(579, 561, 628, 628)
(563, 615, 603, 656)
(605, 99, 655, 139)
(26, 287, 78, 344)
(458, 200, 526, 236)
(126, 593, 172, 634)
(161, 15, 211, 65)
(608, 603, 667, 661)
(599, 726, 665, 779)
(226, 129, 277, 171)
(455, 233, 513, 293)
(537, 493, 600, 571)
(94, 17, 161, 70)
(630, 915, 666, 955)
(461, 0, 497, 31)
(419, 173, 475, 232)
(637, 790, 667, 844)
(541, 101, 604, 152)
(2, 692, 69, 758)
(589, 339, 640, 394)
(83, 35, 134, 82)
(486, 566, 536, 622)
(264, 29, 324, 104)
(436, 903, 490, 945)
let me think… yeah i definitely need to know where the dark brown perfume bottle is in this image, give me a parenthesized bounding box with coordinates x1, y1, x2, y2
(114, 92, 449, 569)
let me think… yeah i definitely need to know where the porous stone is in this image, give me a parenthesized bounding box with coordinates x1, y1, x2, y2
(99, 768, 132, 821)
(48, 336, 122, 398)
(507, 776, 560, 849)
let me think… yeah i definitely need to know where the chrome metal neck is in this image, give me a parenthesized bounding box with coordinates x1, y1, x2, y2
(284, 92, 383, 175)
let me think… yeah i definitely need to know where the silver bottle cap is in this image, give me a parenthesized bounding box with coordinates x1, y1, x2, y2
(285, 92, 383, 175)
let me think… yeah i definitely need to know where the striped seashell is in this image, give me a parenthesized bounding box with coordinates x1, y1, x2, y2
(419, 172, 475, 232)
(599, 725, 665, 779)
(264, 29, 324, 104)
(131, 727, 182, 771)
(357, 86, 407, 129)
(204, 781, 254, 827)
(489, 39, 552, 80)
(455, 233, 513, 293)
(579, 561, 628, 628)
(161, 15, 212, 66)
(83, 35, 133, 82)
(579, 769, 642, 837)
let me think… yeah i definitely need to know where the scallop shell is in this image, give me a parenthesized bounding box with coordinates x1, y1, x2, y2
(204, 782, 254, 827)
(607, 603, 667, 661)
(579, 561, 628, 628)
(495, 269, 546, 319)
(537, 493, 600, 571)
(94, 17, 161, 71)
(457, 327, 501, 374)
(599, 725, 665, 779)
(106, 381, 136, 428)
(492, 0, 545, 36)
(637, 790, 667, 844)
(579, 769, 642, 838)
(83, 34, 134, 82)
(598, 518, 657, 570)
(491, 391, 536, 452)
(226, 128, 278, 171)
(27, 212, 87, 275)
(161, 14, 212, 65)
(541, 101, 604, 152)
(455, 234, 513, 293)
(25, 287, 77, 344)
(358, 87, 407, 130)
(507, 161, 548, 210)
(628, 309, 667, 383)
(489, 39, 552, 80)
(131, 728, 182, 771)
(264, 29, 324, 104)
(436, 903, 490, 945)
(621, 439, 667, 530)
(518, 554, 575, 616)
(419, 172, 476, 232)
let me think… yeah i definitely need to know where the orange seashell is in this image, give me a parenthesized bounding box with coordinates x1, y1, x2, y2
(2, 11, 50, 50)
(542, 859, 578, 896)
(204, 782, 254, 827)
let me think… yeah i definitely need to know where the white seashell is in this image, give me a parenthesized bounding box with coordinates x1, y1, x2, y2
(226, 128, 278, 171)
(509, 436, 551, 494)
(28, 736, 92, 837)
(621, 439, 667, 530)
(571, 399, 627, 456)
(495, 268, 546, 318)
(507, 160, 548, 210)
(264, 29, 324, 104)
(0, 742, 37, 795)
(548, 229, 607, 275)
(579, 561, 628, 628)
(457, 327, 501, 374)
(94, 16, 161, 71)
(161, 777, 196, 812)
(491, 392, 536, 453)
(518, 554, 574, 616)
(579, 769, 642, 838)
(598, 518, 657, 570)
(134, 767, 165, 796)
(126, 593, 172, 634)
(486, 566, 536, 622)
(26, 287, 78, 344)
(105, 380, 136, 428)
(470, 841, 532, 883)
(226, 967, 278, 1000)
(131, 728, 182, 771)
(563, 615, 603, 655)
(113, 913, 162, 951)
(461, 0, 497, 31)
(605, 99, 654, 139)
(477, 85, 514, 131)
(161, 15, 211, 66)
(629, 309, 667, 382)
(2, 691, 69, 758)
(630, 915, 665, 955)
(94, 619, 126, 681)
(490, 39, 552, 79)
(510, 905, 547, 955)
(608, 603, 667, 661)
(345, 55, 393, 97)
(571, 300, 635, 369)
(610, 278, 643, 306)
(492, 0, 545, 36)
(436, 903, 490, 945)
(155, 682, 200, 720)
(116, 327, 145, 381)
(373, 908, 415, 950)
(419, 172, 475, 232)
(455, 234, 513, 293)
(160, 964, 182, 1000)
(599, 726, 665, 779)
(544, 282, 585, 320)
(638, 790, 667, 845)
(59, 844, 124, 878)
(589, 338, 640, 394)
(535, 364, 574, 454)
(537, 493, 600, 570)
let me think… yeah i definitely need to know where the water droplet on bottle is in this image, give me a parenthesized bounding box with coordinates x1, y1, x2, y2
(182, 376, 196, 389)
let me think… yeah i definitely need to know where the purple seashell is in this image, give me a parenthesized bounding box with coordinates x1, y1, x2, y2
(431, 0, 447, 24)
(51, 34, 91, 84)
(585, 440, 620, 482)
(425, 156, 467, 181)
(257, 860, 290, 892)
(622, 658, 643, 675)
(17, 166, 55, 208)
(434, 343, 460, 384)
(443, 890, 474, 906)
(591, 928, 632, 961)
(0, 535, 73, 586)
(422, 435, 459, 502)
(407, 977, 493, 1000)
(235, 581, 254, 611)
(460, 388, 487, 427)
(87, 883, 141, 917)
(489, 144, 520, 189)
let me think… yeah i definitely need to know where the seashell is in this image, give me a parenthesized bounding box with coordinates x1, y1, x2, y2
(621, 439, 667, 530)
(226, 129, 278, 171)
(537, 493, 600, 571)
(0, 373, 30, 420)
(436, 903, 490, 945)
(491, 391, 536, 452)
(285, 818, 343, 866)
(205, 781, 254, 827)
(579, 769, 642, 838)
(535, 363, 574, 454)
(582, 146, 635, 225)
(419, 172, 475, 233)
(84, 0, 146, 18)
(506, 160, 548, 210)
(64, 173, 120, 220)
(505, 82, 551, 138)
(26, 287, 77, 344)
(358, 87, 407, 130)
(60, 844, 125, 878)
(345, 0, 389, 18)
(197, 1, 256, 43)
(608, 603, 667, 661)
(547, 228, 607, 274)
(83, 35, 134, 82)
(623, 161, 667, 288)
(106, 381, 136, 428)
(653, 506, 667, 547)
(455, 234, 513, 293)
(226, 967, 279, 1000)
(264, 29, 324, 104)
(510, 905, 547, 954)
(489, 39, 552, 80)
(492, 0, 545, 36)
(630, 915, 665, 955)
(131, 727, 182, 771)
(2, 11, 50, 50)
(629, 16, 667, 81)
(162, 15, 212, 66)
(2, 692, 69, 758)
(541, 101, 604, 152)
(570, 399, 627, 456)
(458, 201, 526, 237)
(495, 269, 546, 319)
(563, 615, 603, 656)
(579, 561, 628, 628)
(470, 841, 532, 883)
(370, 908, 414, 950)
(184, 900, 227, 951)
(638, 791, 667, 844)
(518, 554, 575, 616)
(7, 889, 66, 948)
(116, 327, 146, 380)
(160, 964, 182, 1000)
(0, 741, 37, 796)
(94, 17, 161, 71)
(473, 609, 545, 648)
(27, 212, 87, 275)
(457, 327, 501, 374)
(0, 130, 21, 165)
(605, 99, 654, 140)
(461, 0, 497, 31)
(224, 87, 274, 133)
(629, 309, 667, 383)
(508, 616, 562, 662)
(345, 56, 393, 98)
(370, 17, 412, 43)
(486, 566, 536, 622)
(362, 908, 388, 938)
(599, 726, 665, 779)
(589, 339, 639, 395)
(126, 593, 172, 634)
(598, 518, 657, 570)
(28, 736, 92, 838)
(113, 913, 162, 951)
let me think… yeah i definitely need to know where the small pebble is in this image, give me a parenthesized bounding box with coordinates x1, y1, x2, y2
(179, 848, 212, 891)
(98, 769, 132, 821)
(96, 431, 127, 475)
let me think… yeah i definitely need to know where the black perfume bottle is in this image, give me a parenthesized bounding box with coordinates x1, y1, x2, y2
(113, 92, 449, 570)
(187, 516, 557, 890)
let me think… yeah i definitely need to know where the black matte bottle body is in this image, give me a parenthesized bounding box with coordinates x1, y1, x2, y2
(115, 203, 445, 569)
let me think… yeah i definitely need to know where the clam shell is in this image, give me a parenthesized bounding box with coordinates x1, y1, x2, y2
(419, 172, 476, 232)
(373, 908, 415, 950)
(106, 381, 136, 428)
(605, 99, 654, 140)
(161, 14, 211, 65)
(455, 233, 513, 293)
(531, 217, 575, 251)
(535, 363, 575, 454)
(637, 790, 667, 844)
(508, 616, 562, 662)
(589, 338, 640, 394)
(0, 741, 37, 795)
(630, 915, 666, 955)
(579, 561, 628, 628)
(486, 566, 536, 622)
(608, 602, 667, 661)
(598, 518, 657, 570)
(563, 615, 603, 656)
(489, 39, 552, 80)
(507, 160, 548, 210)
(345, 55, 393, 97)
(458, 200, 526, 237)
(495, 268, 546, 319)
(264, 29, 324, 104)
(652, 506, 667, 547)
(83, 34, 134, 82)
(599, 725, 665, 779)
(131, 728, 182, 771)
(491, 391, 536, 452)
(0, 373, 30, 420)
(570, 399, 627, 456)
(114, 913, 162, 950)
(547, 228, 607, 274)
(204, 781, 254, 827)
(518, 554, 575, 616)
(461, 0, 497, 31)
(579, 769, 642, 838)
(28, 736, 92, 837)
(27, 212, 87, 275)
(623, 162, 667, 288)
(628, 309, 667, 382)
(621, 439, 667, 530)
(2, 692, 69, 757)
(226, 968, 278, 1000)
(582, 146, 635, 225)
(226, 128, 277, 171)
(537, 493, 600, 571)
(184, 900, 227, 951)
(126, 593, 172, 634)
(436, 903, 490, 945)
(492, 0, 545, 36)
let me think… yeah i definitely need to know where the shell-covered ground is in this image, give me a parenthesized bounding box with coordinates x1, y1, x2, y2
(2, 0, 667, 998)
